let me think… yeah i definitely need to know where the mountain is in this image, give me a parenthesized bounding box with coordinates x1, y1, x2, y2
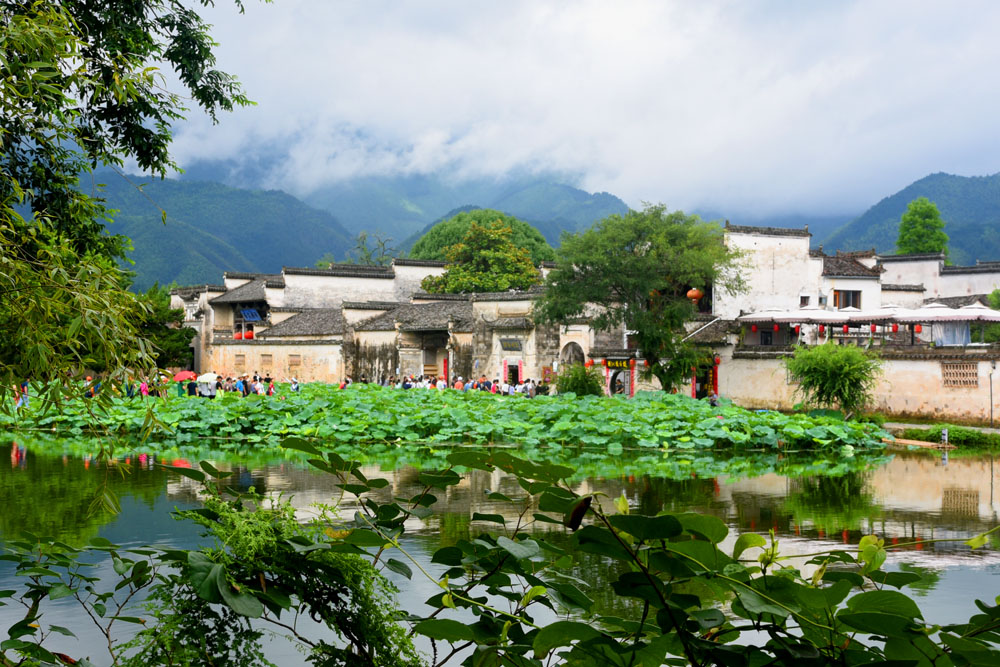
(823, 172, 1000, 264)
(94, 172, 353, 290)
(178, 160, 630, 244)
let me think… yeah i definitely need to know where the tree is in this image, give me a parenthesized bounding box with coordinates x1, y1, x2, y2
(317, 231, 397, 268)
(0, 1, 250, 399)
(783, 343, 883, 418)
(411, 209, 555, 265)
(554, 363, 604, 396)
(420, 219, 541, 293)
(138, 285, 197, 368)
(535, 204, 744, 389)
(896, 197, 949, 256)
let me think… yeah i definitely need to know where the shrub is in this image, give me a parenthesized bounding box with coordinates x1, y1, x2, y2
(555, 363, 605, 396)
(901, 424, 1000, 448)
(784, 343, 882, 419)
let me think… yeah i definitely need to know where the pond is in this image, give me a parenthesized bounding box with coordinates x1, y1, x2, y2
(2, 435, 1000, 664)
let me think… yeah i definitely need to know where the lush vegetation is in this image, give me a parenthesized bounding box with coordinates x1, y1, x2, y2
(420, 220, 542, 294)
(137, 284, 196, 368)
(2, 444, 998, 667)
(4, 384, 887, 454)
(824, 171, 1000, 265)
(784, 343, 883, 419)
(901, 423, 1000, 449)
(554, 363, 605, 397)
(410, 209, 554, 265)
(96, 172, 354, 290)
(896, 197, 949, 256)
(536, 204, 744, 389)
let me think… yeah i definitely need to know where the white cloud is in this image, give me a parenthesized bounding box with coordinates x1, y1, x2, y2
(167, 0, 1000, 216)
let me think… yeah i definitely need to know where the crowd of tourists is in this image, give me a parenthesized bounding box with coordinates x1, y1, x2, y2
(179, 372, 301, 399)
(340, 374, 550, 397)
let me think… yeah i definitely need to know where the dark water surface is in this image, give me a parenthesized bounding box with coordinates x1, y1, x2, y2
(2, 437, 999, 664)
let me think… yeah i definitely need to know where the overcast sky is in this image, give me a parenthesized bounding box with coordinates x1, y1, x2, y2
(168, 0, 1000, 217)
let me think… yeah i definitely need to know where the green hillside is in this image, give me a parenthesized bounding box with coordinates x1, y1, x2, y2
(302, 174, 629, 243)
(94, 172, 353, 289)
(823, 172, 1000, 264)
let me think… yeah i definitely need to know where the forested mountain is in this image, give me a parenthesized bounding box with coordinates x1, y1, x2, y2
(823, 172, 1000, 264)
(93, 172, 353, 289)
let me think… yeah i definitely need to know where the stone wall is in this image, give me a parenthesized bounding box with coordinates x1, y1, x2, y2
(207, 341, 343, 383)
(718, 345, 1000, 423)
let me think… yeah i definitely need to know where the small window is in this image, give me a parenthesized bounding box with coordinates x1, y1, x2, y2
(818, 295, 828, 306)
(833, 290, 861, 310)
(235, 354, 246, 368)
(942, 362, 978, 388)
(799, 295, 810, 307)
(261, 353, 273, 367)
(289, 354, 302, 367)
(759, 331, 773, 346)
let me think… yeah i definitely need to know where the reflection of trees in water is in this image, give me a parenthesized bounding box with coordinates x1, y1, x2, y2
(898, 562, 942, 596)
(632, 476, 724, 517)
(783, 471, 877, 533)
(0, 448, 170, 546)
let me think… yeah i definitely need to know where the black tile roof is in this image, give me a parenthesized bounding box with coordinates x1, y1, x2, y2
(685, 319, 740, 344)
(411, 292, 471, 302)
(882, 284, 925, 292)
(724, 222, 810, 237)
(490, 317, 533, 330)
(170, 284, 226, 298)
(353, 301, 475, 333)
(392, 258, 447, 267)
(210, 275, 282, 304)
(821, 255, 881, 278)
(941, 265, 1000, 275)
(283, 265, 395, 279)
(257, 308, 345, 337)
(925, 294, 990, 307)
(471, 287, 545, 302)
(876, 252, 946, 263)
(342, 301, 406, 310)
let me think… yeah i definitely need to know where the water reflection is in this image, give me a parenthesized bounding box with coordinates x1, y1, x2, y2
(2, 435, 1000, 613)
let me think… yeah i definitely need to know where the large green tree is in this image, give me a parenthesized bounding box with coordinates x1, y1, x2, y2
(0, 1, 250, 400)
(896, 197, 949, 256)
(410, 209, 555, 264)
(534, 204, 744, 389)
(138, 285, 197, 368)
(420, 219, 541, 294)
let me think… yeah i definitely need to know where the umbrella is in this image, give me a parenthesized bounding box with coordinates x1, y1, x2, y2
(894, 302, 964, 323)
(173, 370, 197, 382)
(958, 302, 1000, 323)
(196, 372, 219, 383)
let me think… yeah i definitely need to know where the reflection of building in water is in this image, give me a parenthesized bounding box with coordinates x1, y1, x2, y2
(164, 452, 1000, 554)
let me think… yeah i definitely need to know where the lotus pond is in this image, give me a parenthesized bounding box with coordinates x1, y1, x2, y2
(2, 387, 1000, 665)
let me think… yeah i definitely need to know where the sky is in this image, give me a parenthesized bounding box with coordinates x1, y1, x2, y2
(168, 0, 1000, 217)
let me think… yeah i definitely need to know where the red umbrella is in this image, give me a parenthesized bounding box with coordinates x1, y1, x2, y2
(173, 370, 197, 381)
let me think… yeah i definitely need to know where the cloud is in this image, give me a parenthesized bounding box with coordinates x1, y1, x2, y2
(167, 0, 1000, 216)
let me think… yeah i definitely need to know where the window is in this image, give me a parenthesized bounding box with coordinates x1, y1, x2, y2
(289, 354, 302, 367)
(799, 295, 810, 307)
(261, 353, 273, 367)
(759, 331, 773, 346)
(833, 290, 861, 309)
(818, 295, 828, 306)
(235, 354, 246, 368)
(942, 362, 978, 388)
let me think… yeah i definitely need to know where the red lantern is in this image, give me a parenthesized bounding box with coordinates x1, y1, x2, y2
(686, 287, 704, 304)
(915, 324, 922, 334)
(870, 324, 877, 333)
(602, 359, 607, 368)
(714, 355, 721, 366)
(584, 359, 593, 367)
(629, 358, 636, 369)
(751, 324, 758, 332)
(773, 323, 779, 332)
(794, 325, 800, 335)
(819, 325, 826, 336)
(234, 332, 242, 340)
(245, 330, 254, 340)
(842, 324, 849, 334)
(892, 323, 899, 333)
(644, 359, 650, 367)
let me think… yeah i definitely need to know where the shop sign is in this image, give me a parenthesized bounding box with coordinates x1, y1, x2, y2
(606, 358, 631, 369)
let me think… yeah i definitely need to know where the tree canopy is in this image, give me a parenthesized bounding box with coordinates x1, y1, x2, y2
(410, 209, 555, 265)
(420, 220, 541, 294)
(534, 204, 744, 389)
(138, 285, 197, 368)
(1, 1, 249, 395)
(784, 343, 883, 418)
(896, 197, 949, 256)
